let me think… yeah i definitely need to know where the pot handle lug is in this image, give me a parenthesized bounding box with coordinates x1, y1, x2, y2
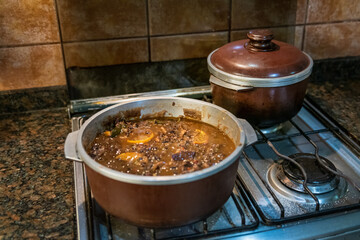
(238, 118, 257, 146)
(210, 75, 253, 92)
(64, 130, 83, 163)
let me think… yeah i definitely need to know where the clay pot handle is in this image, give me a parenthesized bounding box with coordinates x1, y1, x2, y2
(238, 119, 257, 146)
(64, 131, 83, 163)
(245, 29, 279, 52)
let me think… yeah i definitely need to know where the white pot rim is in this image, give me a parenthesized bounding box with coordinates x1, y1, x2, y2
(76, 97, 245, 185)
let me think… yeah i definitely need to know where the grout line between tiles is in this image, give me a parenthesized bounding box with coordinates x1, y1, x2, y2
(62, 35, 148, 45)
(304, 19, 360, 26)
(57, 30, 230, 46)
(301, 0, 310, 51)
(230, 19, 360, 32)
(0, 42, 61, 49)
(53, 0, 70, 87)
(228, 0, 232, 42)
(146, 0, 152, 62)
(149, 30, 229, 39)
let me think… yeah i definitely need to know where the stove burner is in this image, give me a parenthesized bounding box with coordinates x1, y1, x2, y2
(277, 153, 340, 194)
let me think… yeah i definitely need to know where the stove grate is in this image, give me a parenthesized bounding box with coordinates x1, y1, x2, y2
(86, 177, 258, 240)
(237, 98, 360, 225)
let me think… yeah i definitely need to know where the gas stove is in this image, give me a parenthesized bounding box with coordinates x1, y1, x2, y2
(69, 86, 360, 240)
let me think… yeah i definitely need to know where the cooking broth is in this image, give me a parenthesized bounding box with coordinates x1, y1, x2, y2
(87, 117, 235, 176)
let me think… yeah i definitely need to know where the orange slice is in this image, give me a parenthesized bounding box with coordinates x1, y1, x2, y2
(116, 152, 142, 162)
(127, 129, 154, 144)
(193, 129, 208, 144)
(104, 131, 111, 137)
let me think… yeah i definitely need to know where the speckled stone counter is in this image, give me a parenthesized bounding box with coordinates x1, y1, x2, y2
(306, 56, 360, 140)
(0, 108, 75, 239)
(307, 78, 360, 140)
(0, 86, 69, 114)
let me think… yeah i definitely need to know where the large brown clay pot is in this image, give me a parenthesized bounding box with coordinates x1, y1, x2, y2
(65, 97, 256, 227)
(208, 29, 313, 128)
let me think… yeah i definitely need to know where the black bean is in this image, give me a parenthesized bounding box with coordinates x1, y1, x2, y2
(172, 151, 196, 161)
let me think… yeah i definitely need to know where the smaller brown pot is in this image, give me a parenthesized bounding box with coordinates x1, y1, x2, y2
(207, 29, 313, 128)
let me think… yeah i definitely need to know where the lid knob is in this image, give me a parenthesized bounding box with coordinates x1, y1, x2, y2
(245, 29, 279, 52)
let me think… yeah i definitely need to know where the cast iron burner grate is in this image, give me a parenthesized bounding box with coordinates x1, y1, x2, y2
(237, 98, 360, 225)
(278, 153, 339, 194)
(282, 153, 336, 184)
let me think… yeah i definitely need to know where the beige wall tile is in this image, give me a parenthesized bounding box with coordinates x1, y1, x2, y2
(232, 0, 306, 29)
(149, 0, 230, 35)
(304, 22, 360, 60)
(63, 38, 148, 68)
(0, 0, 59, 46)
(307, 0, 360, 23)
(57, 0, 147, 42)
(230, 30, 248, 41)
(294, 26, 304, 50)
(295, 0, 307, 24)
(0, 44, 66, 91)
(231, 26, 304, 49)
(150, 32, 228, 62)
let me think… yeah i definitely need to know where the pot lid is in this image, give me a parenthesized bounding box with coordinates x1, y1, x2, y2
(208, 29, 313, 87)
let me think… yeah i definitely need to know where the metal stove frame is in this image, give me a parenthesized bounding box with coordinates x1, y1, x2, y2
(69, 86, 360, 240)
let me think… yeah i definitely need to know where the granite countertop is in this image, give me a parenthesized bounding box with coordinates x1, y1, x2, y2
(307, 78, 360, 140)
(0, 79, 359, 239)
(0, 108, 75, 239)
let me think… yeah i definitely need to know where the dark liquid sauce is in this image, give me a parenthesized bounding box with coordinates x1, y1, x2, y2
(87, 118, 235, 176)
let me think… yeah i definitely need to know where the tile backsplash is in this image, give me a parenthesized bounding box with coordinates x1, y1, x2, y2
(0, 0, 359, 91)
(149, 0, 229, 35)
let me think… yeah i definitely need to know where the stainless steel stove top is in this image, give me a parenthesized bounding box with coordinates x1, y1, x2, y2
(69, 86, 360, 240)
